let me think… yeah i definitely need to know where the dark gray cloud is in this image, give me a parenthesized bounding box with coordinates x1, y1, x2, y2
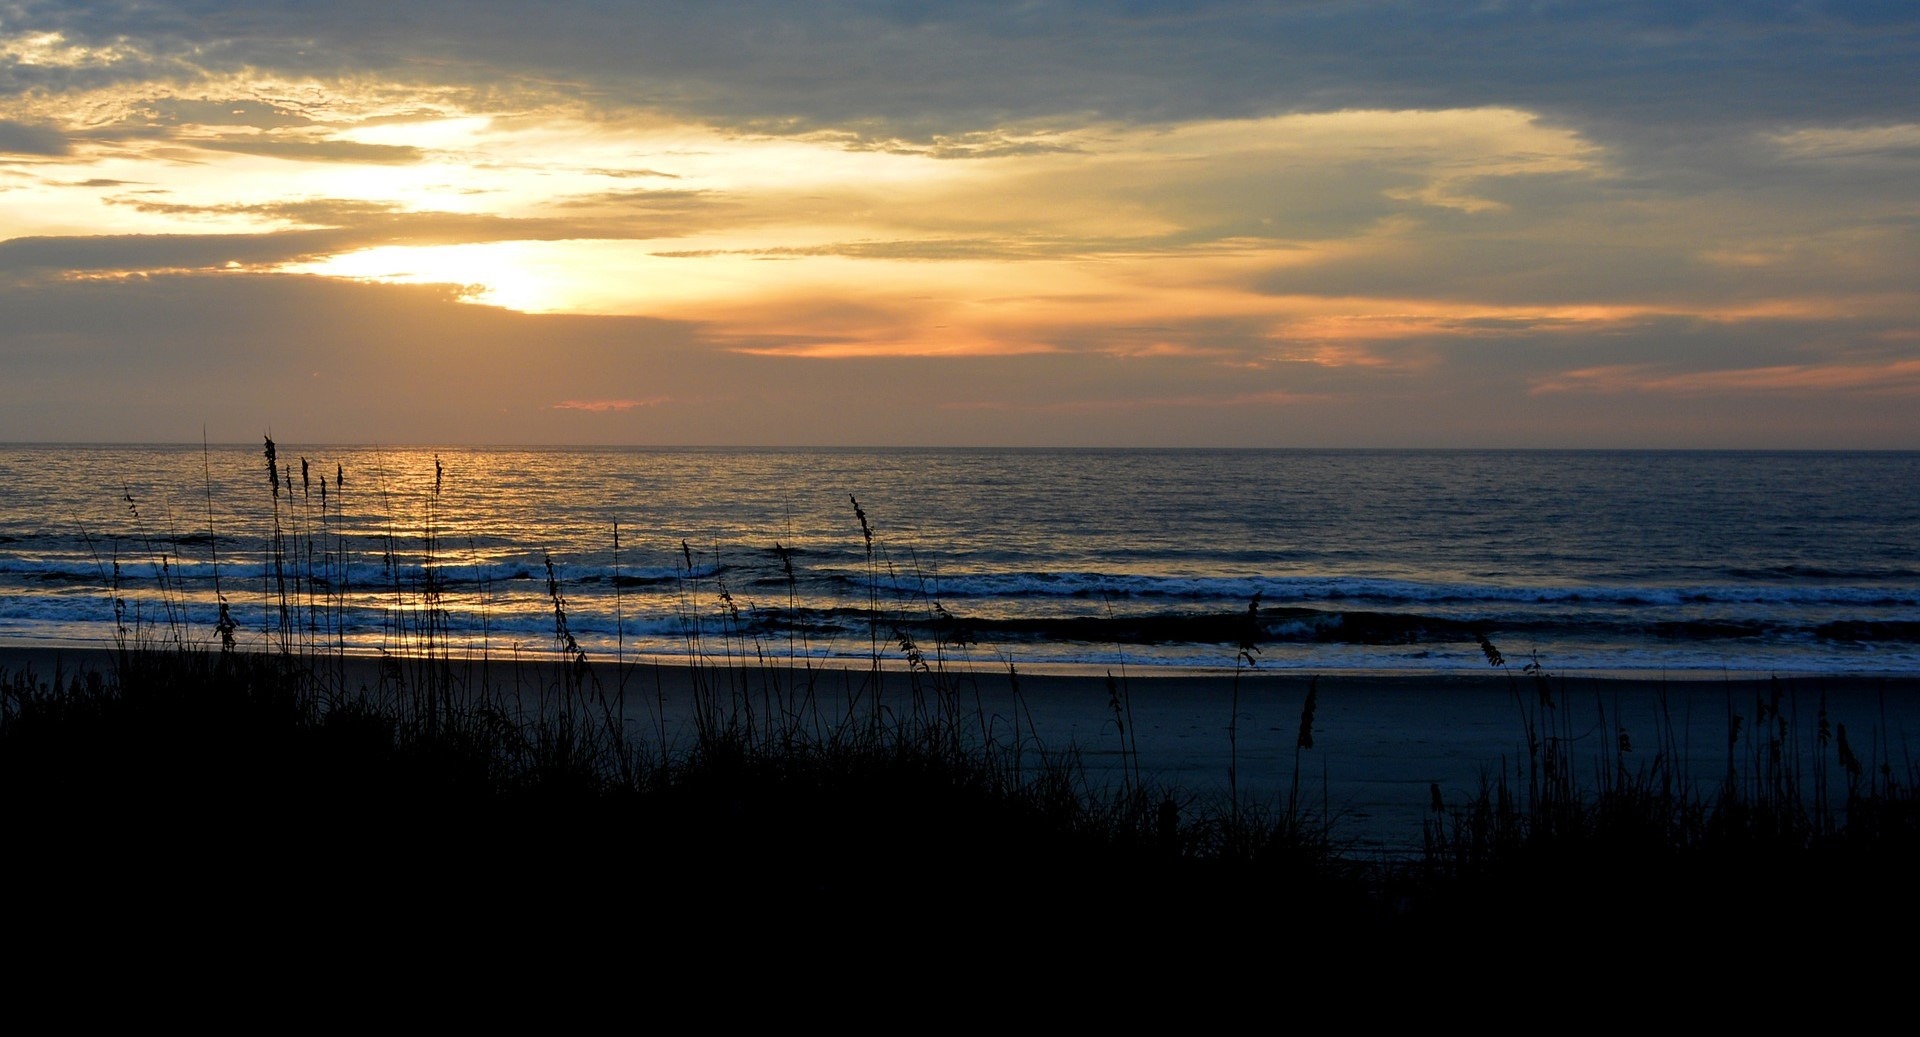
(0, 230, 358, 272)
(0, 119, 68, 155)
(25, 95, 404, 158)
(835, 130, 1087, 160)
(148, 97, 313, 128)
(189, 136, 423, 163)
(0, 194, 722, 274)
(7, 2, 1915, 146)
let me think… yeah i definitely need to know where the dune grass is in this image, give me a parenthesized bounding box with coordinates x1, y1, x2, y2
(1413, 641, 1920, 930)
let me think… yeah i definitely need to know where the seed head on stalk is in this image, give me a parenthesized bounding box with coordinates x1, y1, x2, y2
(264, 435, 279, 498)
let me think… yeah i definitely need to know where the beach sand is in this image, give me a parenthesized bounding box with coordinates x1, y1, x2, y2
(7, 643, 1914, 855)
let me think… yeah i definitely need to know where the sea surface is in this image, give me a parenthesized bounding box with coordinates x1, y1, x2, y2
(1, 445, 1916, 677)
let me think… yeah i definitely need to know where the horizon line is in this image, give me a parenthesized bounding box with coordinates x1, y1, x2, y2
(4, 440, 1917, 454)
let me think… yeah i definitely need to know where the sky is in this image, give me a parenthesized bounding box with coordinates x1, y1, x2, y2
(1, 2, 1916, 447)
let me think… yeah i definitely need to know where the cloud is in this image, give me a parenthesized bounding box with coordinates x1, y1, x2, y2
(0, 273, 712, 442)
(3, 3, 1916, 448)
(0, 229, 366, 273)
(9, 3, 1917, 145)
(936, 388, 1324, 413)
(189, 136, 423, 163)
(652, 237, 1093, 262)
(553, 397, 670, 411)
(0, 194, 722, 276)
(1531, 358, 1920, 396)
(832, 129, 1087, 160)
(148, 97, 315, 129)
(586, 167, 680, 179)
(1, 269, 1913, 447)
(0, 119, 69, 155)
(1768, 123, 1920, 163)
(543, 189, 720, 213)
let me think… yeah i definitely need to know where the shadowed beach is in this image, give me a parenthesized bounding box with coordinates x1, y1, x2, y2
(10, 644, 1915, 852)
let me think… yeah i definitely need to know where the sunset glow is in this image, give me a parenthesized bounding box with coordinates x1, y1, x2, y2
(3, 6, 1916, 445)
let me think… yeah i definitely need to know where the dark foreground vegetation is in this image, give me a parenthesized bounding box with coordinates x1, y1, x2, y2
(3, 646, 1364, 944)
(6, 639, 1917, 951)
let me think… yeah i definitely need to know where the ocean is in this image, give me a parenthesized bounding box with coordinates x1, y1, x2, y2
(2, 445, 1916, 677)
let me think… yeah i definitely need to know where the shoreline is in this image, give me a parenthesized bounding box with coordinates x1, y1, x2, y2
(7, 638, 1919, 684)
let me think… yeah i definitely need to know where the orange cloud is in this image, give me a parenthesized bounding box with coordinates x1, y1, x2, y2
(725, 339, 1063, 358)
(937, 389, 1323, 413)
(1272, 305, 1642, 343)
(1266, 342, 1403, 368)
(553, 397, 669, 411)
(1097, 342, 1240, 360)
(1530, 359, 1920, 396)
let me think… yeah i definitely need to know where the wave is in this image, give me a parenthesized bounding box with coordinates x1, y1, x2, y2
(8, 538, 1919, 609)
(8, 593, 1918, 675)
(869, 571, 1920, 609)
